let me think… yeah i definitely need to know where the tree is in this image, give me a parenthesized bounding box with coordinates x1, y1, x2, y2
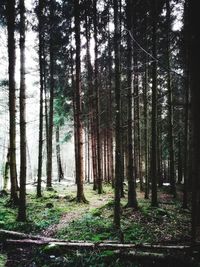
(18, 0, 26, 221)
(36, 0, 44, 198)
(113, 0, 122, 228)
(6, 0, 18, 205)
(150, 0, 158, 207)
(46, 0, 55, 189)
(93, 0, 102, 194)
(56, 126, 64, 182)
(126, 0, 138, 209)
(190, 0, 200, 242)
(74, 0, 87, 203)
(182, 0, 189, 209)
(166, 0, 176, 198)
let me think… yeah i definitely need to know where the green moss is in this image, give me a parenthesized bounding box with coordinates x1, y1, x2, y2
(0, 254, 7, 267)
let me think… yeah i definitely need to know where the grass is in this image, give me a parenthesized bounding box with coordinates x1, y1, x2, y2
(56, 189, 191, 244)
(0, 184, 113, 234)
(0, 187, 83, 233)
(0, 184, 194, 267)
(0, 184, 191, 243)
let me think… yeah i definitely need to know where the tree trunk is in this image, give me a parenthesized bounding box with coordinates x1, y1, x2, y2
(143, 9, 149, 199)
(46, 2, 55, 189)
(3, 147, 10, 192)
(166, 0, 176, 198)
(18, 0, 27, 222)
(177, 132, 183, 185)
(56, 126, 64, 182)
(150, 0, 158, 207)
(74, 0, 87, 202)
(182, 0, 189, 209)
(113, 0, 122, 228)
(126, 0, 138, 209)
(93, 0, 102, 194)
(37, 0, 44, 198)
(6, 0, 18, 205)
(189, 0, 200, 241)
(107, 13, 114, 187)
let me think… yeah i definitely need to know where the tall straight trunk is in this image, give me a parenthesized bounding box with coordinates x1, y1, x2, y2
(56, 126, 64, 182)
(126, 0, 137, 208)
(135, 58, 143, 191)
(70, 42, 78, 185)
(44, 81, 49, 179)
(120, 101, 125, 198)
(6, 0, 18, 204)
(74, 0, 87, 202)
(18, 0, 26, 221)
(182, 0, 189, 209)
(143, 56, 149, 199)
(190, 0, 200, 241)
(143, 7, 149, 199)
(85, 12, 97, 188)
(113, 0, 122, 228)
(93, 0, 102, 194)
(166, 0, 176, 197)
(37, 0, 44, 197)
(72, 80, 78, 185)
(46, 2, 54, 188)
(150, 0, 158, 207)
(108, 13, 114, 186)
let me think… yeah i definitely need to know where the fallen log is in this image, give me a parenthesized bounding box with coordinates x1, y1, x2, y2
(0, 229, 58, 242)
(1, 229, 199, 252)
(3, 238, 192, 251)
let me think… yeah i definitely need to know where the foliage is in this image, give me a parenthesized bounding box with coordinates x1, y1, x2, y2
(0, 253, 7, 267)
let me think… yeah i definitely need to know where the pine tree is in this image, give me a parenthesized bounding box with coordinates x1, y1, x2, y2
(18, 0, 26, 221)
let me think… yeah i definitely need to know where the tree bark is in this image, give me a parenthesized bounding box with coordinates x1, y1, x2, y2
(182, 0, 189, 209)
(189, 0, 200, 241)
(3, 147, 10, 191)
(93, 0, 102, 194)
(74, 0, 87, 202)
(113, 0, 122, 228)
(6, 0, 18, 205)
(126, 0, 138, 208)
(37, 0, 44, 198)
(166, 0, 176, 198)
(150, 0, 158, 207)
(18, 0, 27, 222)
(46, 1, 55, 189)
(56, 126, 64, 182)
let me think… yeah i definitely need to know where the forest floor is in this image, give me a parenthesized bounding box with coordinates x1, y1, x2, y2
(41, 184, 113, 237)
(0, 183, 198, 266)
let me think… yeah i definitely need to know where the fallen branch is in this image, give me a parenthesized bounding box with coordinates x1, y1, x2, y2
(3, 238, 192, 251)
(0, 229, 58, 242)
(1, 229, 199, 252)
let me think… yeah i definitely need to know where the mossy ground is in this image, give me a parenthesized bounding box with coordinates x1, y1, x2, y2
(0, 184, 190, 241)
(0, 183, 193, 266)
(56, 187, 191, 244)
(0, 184, 113, 234)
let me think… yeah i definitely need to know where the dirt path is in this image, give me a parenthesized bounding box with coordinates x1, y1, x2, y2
(41, 193, 112, 238)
